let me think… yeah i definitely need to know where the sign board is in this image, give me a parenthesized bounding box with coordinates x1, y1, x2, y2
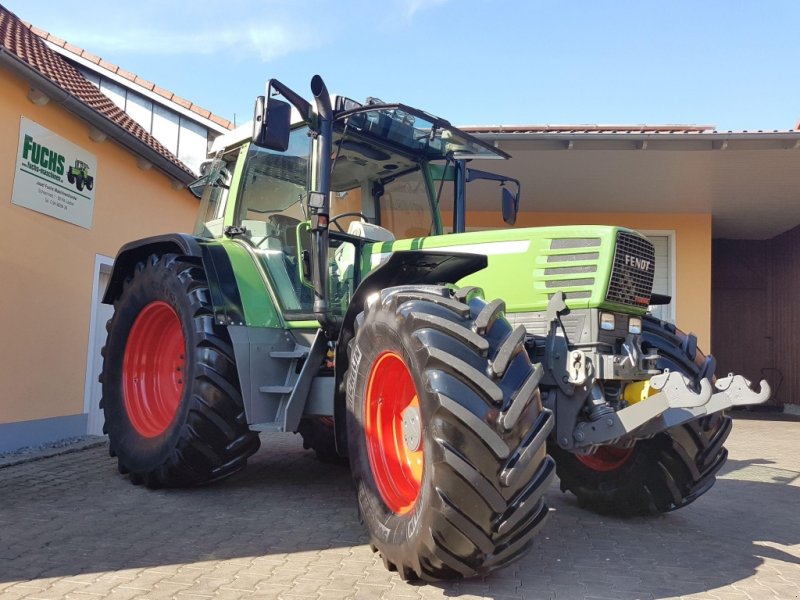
(11, 117, 98, 229)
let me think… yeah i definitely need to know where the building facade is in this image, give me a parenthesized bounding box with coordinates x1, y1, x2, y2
(0, 7, 198, 451)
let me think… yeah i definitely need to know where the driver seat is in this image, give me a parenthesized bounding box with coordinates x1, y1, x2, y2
(335, 220, 396, 284)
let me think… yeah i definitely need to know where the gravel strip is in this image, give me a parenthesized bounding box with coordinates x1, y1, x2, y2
(0, 435, 107, 469)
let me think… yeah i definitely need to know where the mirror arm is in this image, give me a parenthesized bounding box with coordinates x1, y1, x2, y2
(266, 79, 313, 124)
(465, 168, 521, 193)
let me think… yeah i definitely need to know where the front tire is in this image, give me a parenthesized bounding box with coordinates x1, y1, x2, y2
(100, 253, 260, 488)
(346, 286, 555, 581)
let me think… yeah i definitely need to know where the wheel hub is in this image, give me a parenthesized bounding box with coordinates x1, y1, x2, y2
(402, 406, 422, 452)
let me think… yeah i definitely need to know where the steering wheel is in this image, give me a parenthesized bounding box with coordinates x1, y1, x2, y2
(329, 212, 371, 233)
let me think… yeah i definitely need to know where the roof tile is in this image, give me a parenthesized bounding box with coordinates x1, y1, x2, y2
(98, 58, 117, 72)
(152, 85, 174, 100)
(209, 113, 232, 128)
(1, 6, 194, 178)
(172, 95, 191, 109)
(115, 66, 136, 82)
(63, 41, 82, 55)
(79, 49, 101, 64)
(190, 104, 211, 119)
(134, 75, 155, 91)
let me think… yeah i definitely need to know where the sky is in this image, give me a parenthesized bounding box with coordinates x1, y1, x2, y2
(9, 0, 800, 131)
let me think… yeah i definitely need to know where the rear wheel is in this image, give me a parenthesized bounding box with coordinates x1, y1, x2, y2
(346, 286, 555, 581)
(296, 417, 344, 463)
(101, 253, 260, 488)
(549, 317, 731, 516)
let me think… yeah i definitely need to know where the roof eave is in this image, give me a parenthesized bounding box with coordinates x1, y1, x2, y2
(470, 130, 800, 151)
(0, 48, 195, 186)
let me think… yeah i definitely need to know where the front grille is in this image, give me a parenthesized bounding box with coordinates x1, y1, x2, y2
(606, 232, 655, 308)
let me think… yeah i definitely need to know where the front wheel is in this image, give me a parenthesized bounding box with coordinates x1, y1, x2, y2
(100, 253, 260, 488)
(549, 316, 731, 516)
(549, 413, 731, 515)
(346, 286, 555, 581)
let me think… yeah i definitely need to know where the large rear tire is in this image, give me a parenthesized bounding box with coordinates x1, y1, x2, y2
(296, 417, 344, 463)
(100, 253, 260, 488)
(346, 286, 555, 581)
(549, 316, 731, 516)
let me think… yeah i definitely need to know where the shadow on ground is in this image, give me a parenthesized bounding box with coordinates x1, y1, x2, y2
(0, 432, 798, 599)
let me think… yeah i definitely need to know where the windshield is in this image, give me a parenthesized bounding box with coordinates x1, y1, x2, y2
(338, 104, 507, 161)
(329, 129, 437, 238)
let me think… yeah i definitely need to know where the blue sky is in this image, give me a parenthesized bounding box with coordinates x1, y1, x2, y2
(10, 0, 800, 131)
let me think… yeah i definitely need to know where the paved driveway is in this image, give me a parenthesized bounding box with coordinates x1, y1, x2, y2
(1, 417, 798, 600)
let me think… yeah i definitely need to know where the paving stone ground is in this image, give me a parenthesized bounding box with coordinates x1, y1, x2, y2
(1, 416, 798, 600)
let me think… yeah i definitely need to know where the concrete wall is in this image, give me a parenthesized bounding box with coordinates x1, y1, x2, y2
(0, 67, 197, 441)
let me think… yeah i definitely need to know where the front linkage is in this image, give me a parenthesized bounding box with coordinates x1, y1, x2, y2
(534, 293, 769, 515)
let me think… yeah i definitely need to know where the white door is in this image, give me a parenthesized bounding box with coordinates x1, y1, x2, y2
(84, 260, 114, 436)
(645, 234, 674, 322)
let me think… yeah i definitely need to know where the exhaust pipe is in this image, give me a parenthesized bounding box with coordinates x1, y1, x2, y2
(309, 75, 336, 333)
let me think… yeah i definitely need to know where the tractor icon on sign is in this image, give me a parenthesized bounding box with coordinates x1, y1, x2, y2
(66, 160, 94, 192)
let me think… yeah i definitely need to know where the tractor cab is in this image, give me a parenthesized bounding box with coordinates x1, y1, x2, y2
(192, 89, 519, 325)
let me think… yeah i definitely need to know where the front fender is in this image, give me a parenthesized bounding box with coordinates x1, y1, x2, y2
(333, 250, 487, 455)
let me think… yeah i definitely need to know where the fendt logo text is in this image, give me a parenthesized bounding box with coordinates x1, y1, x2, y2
(624, 254, 651, 272)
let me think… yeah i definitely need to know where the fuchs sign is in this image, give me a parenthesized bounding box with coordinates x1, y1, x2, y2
(11, 117, 97, 229)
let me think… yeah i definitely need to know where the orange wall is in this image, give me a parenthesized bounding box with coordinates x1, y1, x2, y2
(0, 68, 197, 424)
(444, 210, 713, 350)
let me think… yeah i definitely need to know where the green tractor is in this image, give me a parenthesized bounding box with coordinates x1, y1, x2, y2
(66, 159, 94, 191)
(100, 75, 769, 580)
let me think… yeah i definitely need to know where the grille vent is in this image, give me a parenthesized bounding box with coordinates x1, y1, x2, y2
(606, 232, 655, 308)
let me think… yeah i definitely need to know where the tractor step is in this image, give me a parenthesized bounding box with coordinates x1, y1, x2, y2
(269, 348, 309, 359)
(259, 385, 295, 394)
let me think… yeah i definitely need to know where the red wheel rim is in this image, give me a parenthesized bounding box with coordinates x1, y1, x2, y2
(364, 352, 424, 515)
(123, 301, 186, 438)
(576, 445, 634, 472)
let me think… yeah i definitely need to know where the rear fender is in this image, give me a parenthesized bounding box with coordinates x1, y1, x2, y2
(102, 234, 246, 326)
(333, 250, 487, 455)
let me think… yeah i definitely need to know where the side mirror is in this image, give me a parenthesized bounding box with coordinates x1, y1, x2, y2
(253, 95, 291, 151)
(501, 187, 518, 226)
(464, 166, 521, 227)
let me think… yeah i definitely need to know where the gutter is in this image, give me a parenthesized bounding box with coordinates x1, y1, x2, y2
(0, 48, 195, 186)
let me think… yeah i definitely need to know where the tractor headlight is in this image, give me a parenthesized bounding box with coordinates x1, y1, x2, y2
(628, 317, 642, 335)
(600, 312, 616, 331)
